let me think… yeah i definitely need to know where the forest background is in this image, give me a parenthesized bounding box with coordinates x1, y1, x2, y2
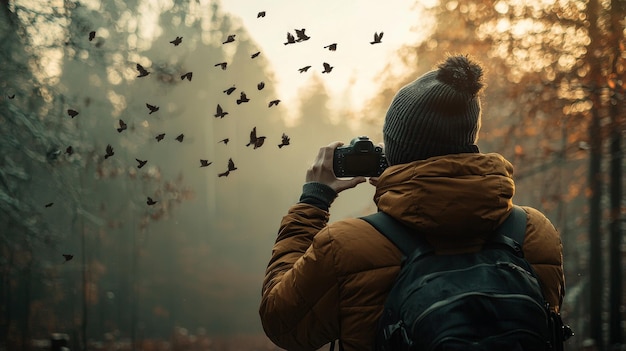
(0, 0, 624, 350)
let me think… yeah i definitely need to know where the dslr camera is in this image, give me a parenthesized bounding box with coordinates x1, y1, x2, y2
(333, 136, 388, 177)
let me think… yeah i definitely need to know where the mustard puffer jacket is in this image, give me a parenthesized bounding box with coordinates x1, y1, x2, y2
(260, 153, 565, 351)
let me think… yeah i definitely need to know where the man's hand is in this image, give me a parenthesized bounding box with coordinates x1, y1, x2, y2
(306, 141, 367, 194)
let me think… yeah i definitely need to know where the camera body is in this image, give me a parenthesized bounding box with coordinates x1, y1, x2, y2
(333, 136, 388, 177)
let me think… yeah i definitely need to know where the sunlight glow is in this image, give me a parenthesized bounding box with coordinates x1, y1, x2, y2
(220, 0, 424, 121)
(107, 89, 127, 117)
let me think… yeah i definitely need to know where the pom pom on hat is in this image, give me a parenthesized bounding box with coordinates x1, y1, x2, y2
(383, 54, 484, 165)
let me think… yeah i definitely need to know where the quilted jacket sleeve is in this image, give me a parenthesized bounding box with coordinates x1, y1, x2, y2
(259, 203, 340, 351)
(521, 206, 565, 312)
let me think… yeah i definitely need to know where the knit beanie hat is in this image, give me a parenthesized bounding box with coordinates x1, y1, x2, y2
(383, 55, 484, 165)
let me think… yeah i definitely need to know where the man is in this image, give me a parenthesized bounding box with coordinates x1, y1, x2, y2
(259, 54, 565, 351)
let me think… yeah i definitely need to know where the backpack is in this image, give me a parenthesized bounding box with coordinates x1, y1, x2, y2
(362, 206, 572, 351)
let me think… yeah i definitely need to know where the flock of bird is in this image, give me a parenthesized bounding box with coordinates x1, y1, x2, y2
(17, 9, 385, 263)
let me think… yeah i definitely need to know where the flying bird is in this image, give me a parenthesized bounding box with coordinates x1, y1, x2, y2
(218, 138, 229, 145)
(146, 197, 157, 206)
(322, 62, 334, 73)
(257, 81, 265, 90)
(136, 63, 150, 77)
(370, 31, 384, 44)
(180, 72, 192, 81)
(257, 11, 266, 18)
(89, 31, 96, 41)
(104, 144, 114, 159)
(278, 133, 290, 148)
(236, 92, 249, 105)
(268, 99, 280, 107)
(251, 51, 260, 59)
(170, 36, 183, 46)
(67, 109, 79, 118)
(62, 254, 74, 263)
(298, 65, 311, 73)
(324, 43, 337, 51)
(155, 133, 165, 142)
(45, 202, 54, 208)
(246, 127, 266, 149)
(200, 159, 212, 167)
(223, 34, 236, 44)
(223, 86, 236, 95)
(295, 28, 310, 42)
(146, 103, 159, 114)
(175, 134, 184, 142)
(284, 32, 296, 45)
(136, 158, 147, 168)
(218, 158, 237, 177)
(116, 119, 127, 133)
(66, 146, 73, 155)
(214, 62, 227, 70)
(214, 104, 228, 118)
(7, 94, 15, 99)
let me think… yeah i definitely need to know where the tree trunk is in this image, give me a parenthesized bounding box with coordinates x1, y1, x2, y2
(607, 88, 622, 349)
(586, 0, 605, 348)
(607, 1, 624, 347)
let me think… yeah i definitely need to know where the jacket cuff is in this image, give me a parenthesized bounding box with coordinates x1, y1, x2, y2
(298, 182, 337, 211)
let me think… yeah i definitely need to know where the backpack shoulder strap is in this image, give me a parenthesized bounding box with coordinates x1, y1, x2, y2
(361, 205, 528, 257)
(495, 205, 528, 247)
(361, 211, 431, 258)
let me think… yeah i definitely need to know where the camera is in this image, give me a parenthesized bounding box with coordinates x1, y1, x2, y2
(333, 136, 388, 177)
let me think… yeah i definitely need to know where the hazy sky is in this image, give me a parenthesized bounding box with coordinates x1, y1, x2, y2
(219, 0, 428, 114)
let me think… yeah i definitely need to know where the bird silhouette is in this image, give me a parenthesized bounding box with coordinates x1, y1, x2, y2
(175, 134, 184, 142)
(223, 34, 236, 44)
(136, 63, 150, 77)
(117, 119, 127, 133)
(146, 196, 157, 205)
(89, 31, 96, 41)
(180, 72, 192, 81)
(257, 81, 265, 90)
(214, 104, 228, 118)
(104, 144, 114, 159)
(278, 133, 291, 148)
(257, 11, 266, 18)
(284, 32, 296, 45)
(298, 65, 312, 73)
(322, 62, 334, 73)
(236, 92, 249, 105)
(170, 36, 183, 46)
(370, 31, 384, 44)
(251, 51, 260, 59)
(324, 43, 337, 51)
(45, 202, 54, 208)
(66, 146, 73, 155)
(268, 99, 280, 107)
(218, 158, 237, 177)
(218, 138, 229, 145)
(214, 62, 227, 70)
(200, 159, 212, 167)
(295, 28, 310, 41)
(62, 254, 74, 263)
(146, 103, 159, 114)
(136, 158, 147, 168)
(155, 133, 165, 142)
(67, 109, 79, 118)
(246, 127, 266, 149)
(223, 86, 236, 95)
(7, 94, 15, 99)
